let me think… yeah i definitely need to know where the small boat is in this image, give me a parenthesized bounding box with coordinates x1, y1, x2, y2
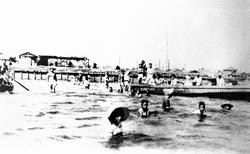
(130, 84, 250, 100)
(0, 82, 14, 93)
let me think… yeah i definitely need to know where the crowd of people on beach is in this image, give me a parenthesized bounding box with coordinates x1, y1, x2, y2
(0, 61, 9, 84)
(1, 59, 235, 137)
(135, 60, 226, 87)
(0, 61, 14, 93)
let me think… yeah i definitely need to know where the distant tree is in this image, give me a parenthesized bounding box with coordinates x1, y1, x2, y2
(93, 63, 97, 69)
(115, 65, 120, 70)
(9, 57, 17, 63)
(68, 61, 73, 67)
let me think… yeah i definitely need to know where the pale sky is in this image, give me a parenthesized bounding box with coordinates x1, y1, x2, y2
(0, 0, 249, 72)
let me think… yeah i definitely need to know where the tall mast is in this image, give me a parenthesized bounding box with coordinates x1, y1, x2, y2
(166, 34, 169, 70)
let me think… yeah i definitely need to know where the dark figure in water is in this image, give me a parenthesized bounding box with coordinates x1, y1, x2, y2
(117, 84, 123, 93)
(198, 101, 207, 122)
(109, 86, 113, 92)
(162, 98, 173, 112)
(105, 72, 110, 89)
(108, 107, 130, 136)
(84, 75, 90, 89)
(221, 103, 233, 111)
(138, 99, 158, 118)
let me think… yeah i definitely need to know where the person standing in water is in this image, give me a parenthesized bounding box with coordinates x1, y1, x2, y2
(104, 72, 110, 89)
(83, 74, 90, 89)
(47, 68, 57, 93)
(118, 70, 125, 93)
(124, 71, 131, 92)
(162, 97, 173, 112)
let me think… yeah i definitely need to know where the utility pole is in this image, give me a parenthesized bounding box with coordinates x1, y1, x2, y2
(166, 35, 168, 70)
(159, 60, 161, 69)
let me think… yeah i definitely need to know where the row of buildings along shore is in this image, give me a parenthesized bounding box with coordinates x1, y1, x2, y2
(0, 52, 250, 82)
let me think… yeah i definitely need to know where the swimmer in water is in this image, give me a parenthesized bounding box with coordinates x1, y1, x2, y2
(138, 99, 158, 118)
(193, 101, 207, 122)
(109, 86, 113, 92)
(198, 101, 207, 121)
(199, 102, 206, 115)
(221, 103, 233, 111)
(135, 89, 142, 97)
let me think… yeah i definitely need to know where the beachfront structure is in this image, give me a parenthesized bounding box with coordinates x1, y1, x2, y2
(223, 66, 237, 77)
(167, 68, 185, 77)
(37, 55, 90, 68)
(246, 73, 250, 80)
(0, 53, 10, 62)
(198, 68, 215, 77)
(18, 52, 38, 67)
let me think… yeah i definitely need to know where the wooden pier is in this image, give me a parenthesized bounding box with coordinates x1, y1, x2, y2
(12, 70, 119, 83)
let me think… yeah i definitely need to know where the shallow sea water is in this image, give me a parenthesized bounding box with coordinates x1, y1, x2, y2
(0, 80, 250, 154)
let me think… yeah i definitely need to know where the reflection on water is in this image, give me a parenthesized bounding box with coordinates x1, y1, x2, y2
(0, 81, 250, 153)
(105, 133, 173, 149)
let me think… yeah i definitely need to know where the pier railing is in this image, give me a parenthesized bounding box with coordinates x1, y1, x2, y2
(10, 66, 119, 83)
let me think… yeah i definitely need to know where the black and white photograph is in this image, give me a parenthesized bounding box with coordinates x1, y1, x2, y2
(0, 0, 250, 154)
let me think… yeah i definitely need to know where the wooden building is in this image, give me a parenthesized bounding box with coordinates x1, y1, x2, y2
(18, 52, 38, 66)
(37, 55, 89, 68)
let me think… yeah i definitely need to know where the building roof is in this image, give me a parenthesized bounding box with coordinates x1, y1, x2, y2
(223, 66, 237, 72)
(189, 70, 200, 74)
(39, 55, 88, 61)
(0, 53, 10, 60)
(168, 68, 184, 73)
(198, 68, 215, 77)
(19, 52, 38, 58)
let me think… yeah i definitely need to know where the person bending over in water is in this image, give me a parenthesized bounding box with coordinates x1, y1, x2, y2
(138, 99, 158, 118)
(108, 107, 130, 136)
